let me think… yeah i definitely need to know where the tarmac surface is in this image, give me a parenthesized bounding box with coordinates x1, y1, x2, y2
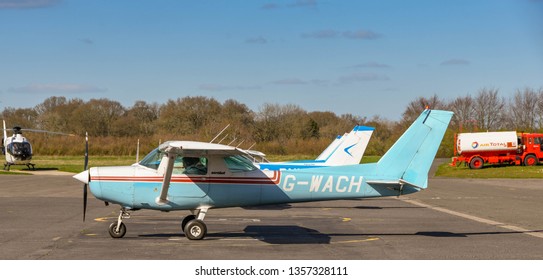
(1, 164, 543, 260)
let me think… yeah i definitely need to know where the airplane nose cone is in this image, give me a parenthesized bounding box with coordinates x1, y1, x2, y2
(73, 170, 89, 184)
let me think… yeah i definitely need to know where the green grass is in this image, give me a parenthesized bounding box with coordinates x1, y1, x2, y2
(4, 155, 138, 174)
(436, 162, 543, 178)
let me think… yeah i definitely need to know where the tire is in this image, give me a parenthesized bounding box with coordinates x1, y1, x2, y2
(184, 219, 207, 240)
(181, 215, 196, 231)
(108, 222, 127, 238)
(524, 155, 538, 166)
(469, 157, 484, 169)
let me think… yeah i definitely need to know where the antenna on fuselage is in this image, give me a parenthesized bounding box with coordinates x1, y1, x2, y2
(235, 139, 245, 148)
(217, 134, 228, 144)
(136, 139, 140, 163)
(227, 137, 237, 146)
(210, 124, 230, 143)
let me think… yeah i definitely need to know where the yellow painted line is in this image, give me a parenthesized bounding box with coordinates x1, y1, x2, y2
(85, 234, 98, 236)
(94, 217, 109, 222)
(332, 237, 380, 244)
(342, 217, 351, 222)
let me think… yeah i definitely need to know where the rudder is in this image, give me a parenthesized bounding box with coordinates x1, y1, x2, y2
(375, 109, 453, 188)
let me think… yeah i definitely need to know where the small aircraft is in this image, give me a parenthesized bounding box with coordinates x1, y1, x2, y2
(2, 120, 74, 171)
(257, 125, 374, 170)
(73, 109, 452, 240)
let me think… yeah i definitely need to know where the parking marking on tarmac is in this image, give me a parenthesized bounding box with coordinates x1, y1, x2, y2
(405, 199, 543, 239)
(331, 237, 380, 244)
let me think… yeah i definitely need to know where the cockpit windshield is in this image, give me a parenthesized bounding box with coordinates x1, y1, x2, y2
(138, 148, 164, 169)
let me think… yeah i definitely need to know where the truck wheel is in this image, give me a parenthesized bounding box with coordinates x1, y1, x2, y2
(469, 157, 484, 169)
(524, 155, 538, 166)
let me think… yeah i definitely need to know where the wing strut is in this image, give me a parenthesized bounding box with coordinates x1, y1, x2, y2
(156, 150, 177, 205)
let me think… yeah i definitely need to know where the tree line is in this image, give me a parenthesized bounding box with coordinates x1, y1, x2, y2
(2, 87, 542, 157)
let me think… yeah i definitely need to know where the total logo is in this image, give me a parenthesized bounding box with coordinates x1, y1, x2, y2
(471, 142, 479, 149)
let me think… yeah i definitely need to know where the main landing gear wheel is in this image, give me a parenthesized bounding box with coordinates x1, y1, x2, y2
(181, 215, 196, 231)
(184, 219, 207, 240)
(108, 222, 126, 238)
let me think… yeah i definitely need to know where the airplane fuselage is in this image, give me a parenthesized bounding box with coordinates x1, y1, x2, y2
(87, 163, 415, 211)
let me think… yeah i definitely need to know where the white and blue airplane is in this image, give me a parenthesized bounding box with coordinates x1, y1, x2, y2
(257, 125, 374, 170)
(73, 109, 452, 240)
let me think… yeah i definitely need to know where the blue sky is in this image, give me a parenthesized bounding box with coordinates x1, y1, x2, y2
(1, 0, 542, 120)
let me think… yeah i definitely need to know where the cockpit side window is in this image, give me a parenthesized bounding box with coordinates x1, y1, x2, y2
(176, 156, 207, 175)
(224, 155, 257, 172)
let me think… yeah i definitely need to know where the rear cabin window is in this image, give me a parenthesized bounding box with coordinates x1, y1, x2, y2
(224, 155, 257, 172)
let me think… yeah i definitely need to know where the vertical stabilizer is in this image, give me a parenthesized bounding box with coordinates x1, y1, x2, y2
(375, 110, 453, 188)
(324, 126, 374, 165)
(2, 120, 7, 145)
(315, 134, 345, 161)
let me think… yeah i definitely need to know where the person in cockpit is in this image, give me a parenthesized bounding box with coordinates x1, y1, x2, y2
(182, 157, 207, 175)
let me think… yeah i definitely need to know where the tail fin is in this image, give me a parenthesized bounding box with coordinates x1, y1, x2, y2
(2, 120, 7, 143)
(315, 133, 346, 161)
(375, 109, 453, 189)
(323, 126, 374, 165)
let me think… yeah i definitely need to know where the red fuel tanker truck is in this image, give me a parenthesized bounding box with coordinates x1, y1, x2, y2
(451, 131, 543, 169)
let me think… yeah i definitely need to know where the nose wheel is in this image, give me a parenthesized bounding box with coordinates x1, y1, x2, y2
(108, 208, 130, 238)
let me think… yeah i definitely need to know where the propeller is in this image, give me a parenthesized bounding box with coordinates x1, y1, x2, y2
(83, 132, 89, 222)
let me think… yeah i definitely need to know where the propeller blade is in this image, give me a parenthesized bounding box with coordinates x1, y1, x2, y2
(84, 132, 89, 171)
(83, 132, 89, 222)
(83, 183, 88, 222)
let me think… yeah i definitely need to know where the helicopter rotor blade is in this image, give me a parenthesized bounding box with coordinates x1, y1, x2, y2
(19, 128, 76, 137)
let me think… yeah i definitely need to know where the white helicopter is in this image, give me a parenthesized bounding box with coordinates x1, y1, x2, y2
(2, 120, 74, 171)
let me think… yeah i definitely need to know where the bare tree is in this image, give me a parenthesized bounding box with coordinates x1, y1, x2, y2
(400, 94, 445, 127)
(473, 88, 505, 131)
(448, 95, 476, 132)
(509, 88, 539, 132)
(537, 88, 543, 131)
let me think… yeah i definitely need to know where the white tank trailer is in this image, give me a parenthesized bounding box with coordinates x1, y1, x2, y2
(456, 131, 518, 155)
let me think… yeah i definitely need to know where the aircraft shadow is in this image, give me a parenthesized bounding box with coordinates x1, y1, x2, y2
(138, 228, 543, 244)
(204, 225, 332, 244)
(243, 204, 424, 211)
(22, 167, 59, 171)
(138, 225, 332, 244)
(243, 204, 292, 210)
